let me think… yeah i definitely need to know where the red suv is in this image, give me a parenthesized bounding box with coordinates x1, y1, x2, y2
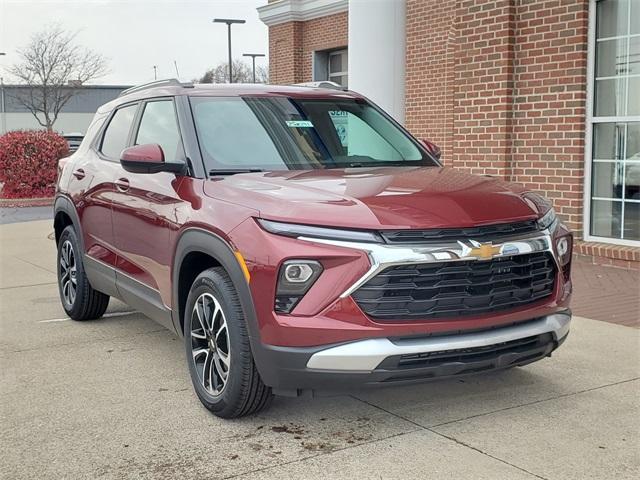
(54, 80, 573, 418)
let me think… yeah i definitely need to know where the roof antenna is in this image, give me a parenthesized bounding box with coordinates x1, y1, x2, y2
(173, 60, 180, 79)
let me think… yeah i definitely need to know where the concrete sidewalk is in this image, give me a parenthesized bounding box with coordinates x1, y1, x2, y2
(1, 220, 638, 479)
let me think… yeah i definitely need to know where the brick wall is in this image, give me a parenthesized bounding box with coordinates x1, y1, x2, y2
(405, 0, 456, 168)
(510, 0, 588, 233)
(268, 12, 348, 85)
(269, 21, 304, 85)
(405, 0, 588, 234)
(451, 0, 515, 178)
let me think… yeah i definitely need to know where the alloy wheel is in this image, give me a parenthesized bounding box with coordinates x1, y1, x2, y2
(59, 240, 77, 306)
(190, 293, 231, 396)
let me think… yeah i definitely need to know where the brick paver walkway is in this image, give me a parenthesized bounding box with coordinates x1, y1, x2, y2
(571, 256, 639, 328)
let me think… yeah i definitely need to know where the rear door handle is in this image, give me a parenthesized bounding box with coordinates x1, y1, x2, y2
(72, 168, 85, 180)
(115, 178, 130, 192)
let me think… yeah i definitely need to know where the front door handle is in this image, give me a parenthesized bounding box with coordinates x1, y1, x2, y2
(115, 178, 130, 192)
(72, 168, 85, 180)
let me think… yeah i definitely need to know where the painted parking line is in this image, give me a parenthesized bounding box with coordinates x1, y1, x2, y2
(38, 311, 136, 323)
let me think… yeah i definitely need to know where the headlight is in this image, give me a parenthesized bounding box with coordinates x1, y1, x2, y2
(275, 260, 323, 313)
(258, 218, 382, 243)
(537, 208, 558, 231)
(523, 192, 557, 231)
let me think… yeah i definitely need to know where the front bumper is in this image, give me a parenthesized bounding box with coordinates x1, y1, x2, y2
(254, 312, 571, 395)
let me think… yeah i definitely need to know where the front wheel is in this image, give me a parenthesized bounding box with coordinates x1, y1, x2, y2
(184, 267, 272, 418)
(57, 226, 109, 320)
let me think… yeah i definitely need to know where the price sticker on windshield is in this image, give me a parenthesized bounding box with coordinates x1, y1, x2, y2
(286, 120, 314, 128)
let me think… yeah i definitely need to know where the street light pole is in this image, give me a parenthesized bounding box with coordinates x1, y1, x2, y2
(0, 53, 6, 134)
(242, 53, 266, 83)
(213, 18, 245, 83)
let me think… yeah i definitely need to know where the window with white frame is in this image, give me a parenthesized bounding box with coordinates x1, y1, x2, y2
(313, 48, 348, 87)
(588, 0, 640, 244)
(328, 49, 348, 87)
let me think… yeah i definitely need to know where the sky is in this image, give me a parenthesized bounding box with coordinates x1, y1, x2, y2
(0, 0, 269, 85)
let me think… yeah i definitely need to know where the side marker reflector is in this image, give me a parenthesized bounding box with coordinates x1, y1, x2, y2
(234, 251, 251, 283)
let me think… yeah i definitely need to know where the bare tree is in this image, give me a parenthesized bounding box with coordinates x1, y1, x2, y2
(8, 25, 108, 130)
(197, 59, 268, 84)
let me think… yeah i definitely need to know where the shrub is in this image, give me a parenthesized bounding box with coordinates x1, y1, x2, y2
(0, 130, 69, 198)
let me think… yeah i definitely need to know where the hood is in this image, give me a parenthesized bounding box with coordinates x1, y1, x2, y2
(203, 167, 541, 230)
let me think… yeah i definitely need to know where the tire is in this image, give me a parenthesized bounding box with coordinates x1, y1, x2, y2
(184, 267, 273, 418)
(57, 225, 109, 320)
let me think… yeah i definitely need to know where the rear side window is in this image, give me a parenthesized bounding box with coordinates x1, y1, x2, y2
(100, 104, 137, 159)
(135, 100, 183, 162)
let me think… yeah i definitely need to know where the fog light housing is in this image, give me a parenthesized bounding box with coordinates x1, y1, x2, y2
(275, 260, 323, 313)
(284, 263, 314, 283)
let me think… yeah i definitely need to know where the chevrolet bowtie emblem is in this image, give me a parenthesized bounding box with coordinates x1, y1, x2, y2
(458, 240, 503, 260)
(469, 243, 502, 260)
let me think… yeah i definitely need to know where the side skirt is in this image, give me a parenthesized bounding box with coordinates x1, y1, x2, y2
(83, 255, 119, 299)
(115, 272, 175, 333)
(83, 254, 175, 332)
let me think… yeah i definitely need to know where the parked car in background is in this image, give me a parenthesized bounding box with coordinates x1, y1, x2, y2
(61, 133, 84, 153)
(53, 80, 573, 418)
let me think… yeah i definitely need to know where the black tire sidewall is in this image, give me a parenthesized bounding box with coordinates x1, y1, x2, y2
(184, 271, 250, 414)
(57, 226, 86, 317)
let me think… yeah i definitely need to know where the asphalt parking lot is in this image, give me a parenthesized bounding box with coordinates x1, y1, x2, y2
(1, 219, 639, 480)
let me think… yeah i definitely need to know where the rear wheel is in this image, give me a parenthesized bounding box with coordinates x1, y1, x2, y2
(184, 267, 272, 418)
(57, 226, 109, 320)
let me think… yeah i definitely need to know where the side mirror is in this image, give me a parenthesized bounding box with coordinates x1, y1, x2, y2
(120, 144, 186, 174)
(419, 138, 442, 161)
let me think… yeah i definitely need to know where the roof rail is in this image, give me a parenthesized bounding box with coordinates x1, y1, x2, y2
(118, 78, 193, 97)
(292, 81, 347, 91)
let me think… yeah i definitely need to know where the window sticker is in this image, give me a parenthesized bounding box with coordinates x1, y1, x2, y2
(329, 110, 348, 146)
(286, 120, 314, 128)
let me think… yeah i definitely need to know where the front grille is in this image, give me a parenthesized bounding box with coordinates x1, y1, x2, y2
(380, 220, 539, 244)
(352, 252, 556, 321)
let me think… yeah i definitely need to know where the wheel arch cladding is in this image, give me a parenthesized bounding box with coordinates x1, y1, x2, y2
(53, 196, 83, 250)
(172, 229, 260, 342)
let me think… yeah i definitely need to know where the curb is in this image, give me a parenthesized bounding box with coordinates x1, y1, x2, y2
(0, 197, 54, 208)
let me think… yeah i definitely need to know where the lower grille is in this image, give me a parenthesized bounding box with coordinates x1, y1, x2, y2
(395, 334, 548, 369)
(376, 332, 556, 381)
(352, 252, 556, 321)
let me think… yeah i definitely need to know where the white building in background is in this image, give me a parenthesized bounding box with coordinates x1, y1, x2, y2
(0, 85, 129, 135)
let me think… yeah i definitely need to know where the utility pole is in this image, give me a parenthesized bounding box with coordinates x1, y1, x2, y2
(0, 52, 6, 134)
(213, 18, 245, 83)
(242, 53, 265, 83)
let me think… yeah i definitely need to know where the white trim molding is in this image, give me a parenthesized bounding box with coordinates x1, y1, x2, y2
(258, 0, 348, 26)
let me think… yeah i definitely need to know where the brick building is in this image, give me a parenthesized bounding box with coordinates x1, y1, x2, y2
(258, 0, 639, 269)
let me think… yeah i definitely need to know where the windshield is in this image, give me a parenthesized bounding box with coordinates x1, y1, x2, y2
(190, 96, 438, 172)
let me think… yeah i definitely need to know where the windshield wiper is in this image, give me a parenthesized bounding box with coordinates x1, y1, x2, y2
(208, 168, 264, 176)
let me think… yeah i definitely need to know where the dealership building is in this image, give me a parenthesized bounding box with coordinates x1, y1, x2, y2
(1, 85, 128, 135)
(258, 0, 639, 269)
